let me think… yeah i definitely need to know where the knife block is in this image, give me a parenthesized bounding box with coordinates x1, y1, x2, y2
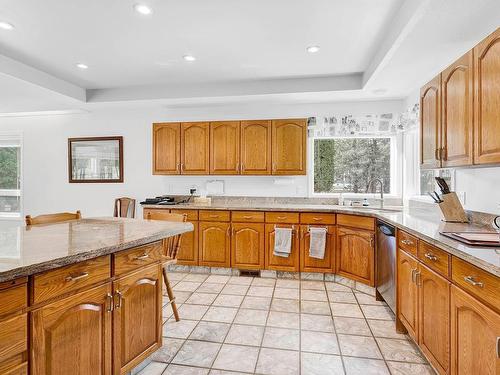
(438, 192, 468, 223)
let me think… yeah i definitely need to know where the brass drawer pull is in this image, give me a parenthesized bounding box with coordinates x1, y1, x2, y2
(65, 272, 89, 282)
(497, 337, 500, 359)
(411, 268, 417, 283)
(415, 270, 422, 286)
(243, 215, 253, 219)
(209, 214, 219, 218)
(135, 253, 150, 260)
(424, 253, 438, 261)
(115, 290, 123, 308)
(401, 239, 414, 245)
(312, 217, 323, 221)
(106, 293, 114, 312)
(277, 216, 287, 220)
(464, 275, 484, 288)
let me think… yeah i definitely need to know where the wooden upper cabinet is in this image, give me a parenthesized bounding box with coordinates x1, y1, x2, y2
(181, 122, 210, 174)
(153, 123, 181, 175)
(450, 285, 500, 375)
(113, 264, 162, 375)
(31, 283, 113, 375)
(210, 121, 240, 175)
(397, 249, 419, 341)
(441, 51, 474, 167)
(240, 120, 272, 175)
(474, 27, 500, 165)
(335, 226, 375, 286)
(231, 223, 265, 270)
(271, 119, 307, 175)
(420, 75, 442, 169)
(198, 221, 231, 267)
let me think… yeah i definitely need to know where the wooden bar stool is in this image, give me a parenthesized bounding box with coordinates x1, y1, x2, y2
(114, 197, 136, 218)
(160, 212, 188, 322)
(25, 210, 82, 226)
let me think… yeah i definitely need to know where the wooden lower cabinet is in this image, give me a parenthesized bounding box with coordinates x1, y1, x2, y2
(450, 285, 500, 375)
(177, 221, 199, 266)
(264, 224, 300, 272)
(30, 283, 113, 375)
(335, 226, 375, 286)
(113, 264, 162, 375)
(199, 221, 231, 267)
(231, 223, 265, 270)
(300, 225, 335, 273)
(397, 249, 419, 340)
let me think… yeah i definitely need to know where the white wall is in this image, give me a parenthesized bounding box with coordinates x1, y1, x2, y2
(0, 100, 404, 217)
(455, 167, 500, 215)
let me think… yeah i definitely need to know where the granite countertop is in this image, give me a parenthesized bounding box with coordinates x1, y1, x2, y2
(144, 202, 500, 276)
(0, 217, 194, 283)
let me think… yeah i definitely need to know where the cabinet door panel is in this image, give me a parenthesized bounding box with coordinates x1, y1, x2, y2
(240, 120, 272, 175)
(420, 75, 441, 169)
(474, 28, 500, 165)
(113, 264, 162, 375)
(177, 221, 199, 266)
(418, 264, 450, 375)
(198, 222, 231, 267)
(265, 224, 300, 272)
(153, 123, 180, 174)
(397, 249, 418, 340)
(31, 283, 112, 375)
(231, 223, 265, 270)
(300, 225, 335, 273)
(335, 227, 374, 286)
(181, 122, 210, 174)
(442, 51, 473, 167)
(451, 285, 500, 375)
(210, 121, 240, 175)
(271, 119, 307, 175)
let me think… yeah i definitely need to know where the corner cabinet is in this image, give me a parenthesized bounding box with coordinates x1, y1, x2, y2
(420, 75, 441, 169)
(152, 123, 181, 174)
(271, 119, 307, 175)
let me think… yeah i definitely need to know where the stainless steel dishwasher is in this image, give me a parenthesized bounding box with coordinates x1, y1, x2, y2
(376, 220, 396, 313)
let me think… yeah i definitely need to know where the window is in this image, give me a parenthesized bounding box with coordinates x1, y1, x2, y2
(0, 135, 22, 218)
(313, 137, 394, 195)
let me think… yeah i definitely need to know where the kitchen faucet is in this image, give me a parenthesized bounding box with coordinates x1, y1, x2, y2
(367, 178, 384, 208)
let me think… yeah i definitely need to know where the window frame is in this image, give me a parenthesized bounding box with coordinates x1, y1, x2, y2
(0, 133, 23, 219)
(308, 134, 402, 198)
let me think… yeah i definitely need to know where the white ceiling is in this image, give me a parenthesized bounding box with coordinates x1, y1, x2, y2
(0, 0, 499, 113)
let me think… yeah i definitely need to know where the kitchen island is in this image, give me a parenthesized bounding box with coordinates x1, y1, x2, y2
(0, 217, 193, 375)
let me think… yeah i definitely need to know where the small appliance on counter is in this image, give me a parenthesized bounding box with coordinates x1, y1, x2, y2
(140, 196, 178, 205)
(431, 177, 468, 223)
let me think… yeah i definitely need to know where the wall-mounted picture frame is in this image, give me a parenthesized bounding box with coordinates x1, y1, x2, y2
(68, 136, 123, 183)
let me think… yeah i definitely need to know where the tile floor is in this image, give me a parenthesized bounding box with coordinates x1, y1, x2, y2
(138, 272, 436, 375)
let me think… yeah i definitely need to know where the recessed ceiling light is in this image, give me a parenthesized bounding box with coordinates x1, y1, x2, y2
(183, 55, 196, 62)
(76, 63, 89, 70)
(134, 4, 152, 15)
(306, 45, 320, 53)
(0, 21, 14, 31)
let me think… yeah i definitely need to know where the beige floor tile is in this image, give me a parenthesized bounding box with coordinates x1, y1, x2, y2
(227, 276, 253, 285)
(247, 286, 274, 297)
(376, 338, 426, 363)
(209, 370, 251, 375)
(267, 311, 300, 329)
(202, 306, 238, 323)
(367, 320, 407, 339)
(186, 293, 218, 305)
(301, 352, 344, 375)
(174, 281, 203, 292)
(163, 303, 176, 318)
(256, 348, 300, 375)
(301, 313, 335, 332)
(213, 344, 259, 373)
(328, 291, 357, 303)
(137, 361, 167, 375)
(325, 282, 352, 292)
(151, 338, 185, 362)
(276, 279, 300, 289)
(167, 272, 188, 281)
(163, 319, 198, 339)
(233, 308, 269, 326)
(164, 364, 210, 374)
(361, 305, 395, 321)
(225, 324, 264, 346)
(212, 294, 244, 308)
(178, 304, 209, 320)
(333, 317, 372, 336)
(330, 302, 364, 318)
(338, 334, 383, 359)
(273, 287, 300, 300)
(171, 291, 194, 304)
(205, 275, 231, 284)
(354, 292, 387, 306)
(172, 340, 221, 367)
(301, 289, 328, 301)
(343, 357, 390, 375)
(197, 283, 225, 294)
(241, 296, 271, 310)
(300, 280, 326, 290)
(386, 361, 436, 375)
(301, 300, 331, 315)
(189, 321, 230, 343)
(220, 284, 249, 295)
(183, 274, 209, 283)
(251, 278, 276, 287)
(262, 326, 300, 350)
(301, 330, 340, 354)
(271, 298, 300, 313)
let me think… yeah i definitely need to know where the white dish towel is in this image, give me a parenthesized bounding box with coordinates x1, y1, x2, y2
(274, 227, 293, 258)
(309, 227, 327, 259)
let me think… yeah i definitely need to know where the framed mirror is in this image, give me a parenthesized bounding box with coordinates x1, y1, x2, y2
(68, 136, 123, 183)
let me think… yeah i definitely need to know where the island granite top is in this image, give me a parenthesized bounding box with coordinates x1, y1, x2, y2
(0, 217, 194, 283)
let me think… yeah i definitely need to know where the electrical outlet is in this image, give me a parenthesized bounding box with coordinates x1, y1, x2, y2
(457, 191, 466, 205)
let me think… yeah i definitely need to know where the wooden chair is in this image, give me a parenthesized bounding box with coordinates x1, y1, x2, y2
(160, 212, 188, 322)
(114, 197, 136, 218)
(25, 210, 82, 226)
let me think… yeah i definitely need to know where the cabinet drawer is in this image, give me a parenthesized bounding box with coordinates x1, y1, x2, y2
(0, 314, 27, 364)
(417, 242, 450, 278)
(169, 209, 198, 221)
(143, 208, 171, 220)
(265, 212, 300, 224)
(0, 281, 27, 318)
(397, 230, 418, 256)
(452, 257, 499, 311)
(337, 214, 375, 231)
(232, 211, 264, 222)
(114, 241, 164, 276)
(33, 256, 111, 304)
(199, 210, 230, 222)
(300, 212, 335, 225)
